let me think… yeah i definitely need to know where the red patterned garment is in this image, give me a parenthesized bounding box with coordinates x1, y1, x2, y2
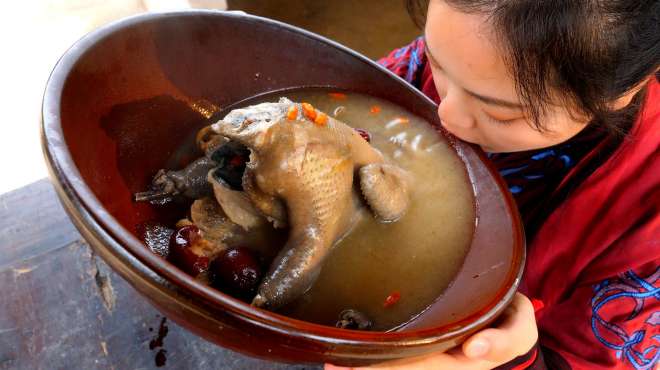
(379, 37, 660, 370)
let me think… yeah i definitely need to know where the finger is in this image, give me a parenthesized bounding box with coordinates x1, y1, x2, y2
(461, 293, 538, 363)
(348, 351, 492, 370)
(325, 364, 352, 370)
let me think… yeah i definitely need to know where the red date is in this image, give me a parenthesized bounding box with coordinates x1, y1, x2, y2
(168, 225, 209, 276)
(209, 247, 262, 300)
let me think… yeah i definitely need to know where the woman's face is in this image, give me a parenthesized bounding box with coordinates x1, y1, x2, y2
(425, 0, 588, 152)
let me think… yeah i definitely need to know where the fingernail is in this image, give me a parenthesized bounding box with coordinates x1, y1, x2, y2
(467, 339, 490, 358)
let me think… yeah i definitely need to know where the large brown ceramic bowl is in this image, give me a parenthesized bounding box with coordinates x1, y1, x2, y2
(41, 11, 524, 366)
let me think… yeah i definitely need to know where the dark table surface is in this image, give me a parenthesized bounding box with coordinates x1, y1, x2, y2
(0, 179, 320, 370)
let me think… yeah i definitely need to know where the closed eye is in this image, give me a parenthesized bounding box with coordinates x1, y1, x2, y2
(486, 115, 516, 125)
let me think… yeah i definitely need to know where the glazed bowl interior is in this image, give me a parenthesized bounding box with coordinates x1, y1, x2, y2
(42, 10, 524, 364)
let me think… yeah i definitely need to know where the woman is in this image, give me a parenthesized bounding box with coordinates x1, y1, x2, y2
(328, 0, 659, 369)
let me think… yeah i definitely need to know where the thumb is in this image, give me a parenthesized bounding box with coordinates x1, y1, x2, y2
(462, 293, 538, 363)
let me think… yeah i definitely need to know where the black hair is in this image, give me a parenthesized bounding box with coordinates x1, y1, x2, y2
(406, 0, 660, 134)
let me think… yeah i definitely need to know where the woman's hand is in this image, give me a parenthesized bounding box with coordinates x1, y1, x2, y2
(325, 293, 538, 370)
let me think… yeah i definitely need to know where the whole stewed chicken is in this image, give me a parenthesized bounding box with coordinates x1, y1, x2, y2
(137, 97, 410, 310)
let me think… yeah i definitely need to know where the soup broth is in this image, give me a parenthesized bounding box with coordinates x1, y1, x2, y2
(233, 88, 476, 330)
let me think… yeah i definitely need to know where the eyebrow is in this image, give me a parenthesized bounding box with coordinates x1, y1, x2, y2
(423, 42, 525, 110)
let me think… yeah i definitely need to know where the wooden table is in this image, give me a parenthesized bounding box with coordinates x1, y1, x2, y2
(0, 179, 320, 370)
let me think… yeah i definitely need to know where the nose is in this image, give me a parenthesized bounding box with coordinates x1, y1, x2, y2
(437, 92, 475, 131)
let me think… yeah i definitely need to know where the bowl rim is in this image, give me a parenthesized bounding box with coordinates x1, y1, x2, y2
(41, 9, 525, 347)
